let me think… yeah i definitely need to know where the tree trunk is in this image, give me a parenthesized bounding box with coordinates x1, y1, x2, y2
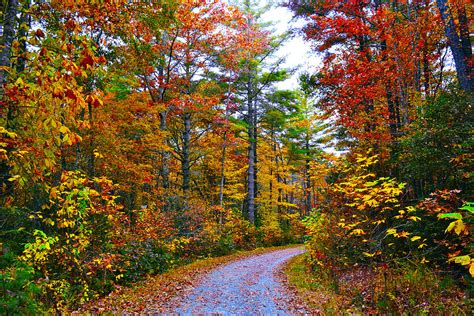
(247, 76, 255, 225)
(269, 128, 275, 210)
(381, 38, 400, 139)
(182, 112, 191, 193)
(0, 0, 18, 94)
(218, 78, 231, 224)
(158, 31, 171, 190)
(304, 136, 311, 216)
(159, 112, 170, 190)
(0, 0, 18, 199)
(218, 126, 227, 224)
(16, 1, 30, 74)
(87, 102, 95, 177)
(253, 106, 258, 215)
(436, 0, 473, 92)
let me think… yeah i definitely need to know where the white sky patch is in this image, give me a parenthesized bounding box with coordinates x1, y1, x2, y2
(254, 1, 341, 155)
(261, 5, 322, 90)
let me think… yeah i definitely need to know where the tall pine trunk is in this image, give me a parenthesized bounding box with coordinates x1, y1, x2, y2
(247, 76, 255, 225)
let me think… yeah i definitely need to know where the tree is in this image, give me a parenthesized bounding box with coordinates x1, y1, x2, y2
(436, 0, 472, 92)
(285, 91, 330, 216)
(230, 0, 291, 224)
(289, 0, 448, 150)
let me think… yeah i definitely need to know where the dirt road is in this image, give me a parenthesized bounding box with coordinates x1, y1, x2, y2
(172, 246, 306, 315)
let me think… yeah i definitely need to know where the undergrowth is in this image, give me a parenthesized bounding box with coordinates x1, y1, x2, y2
(283, 253, 470, 314)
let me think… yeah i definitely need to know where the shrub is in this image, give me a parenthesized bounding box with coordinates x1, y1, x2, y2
(20, 171, 124, 310)
(0, 261, 43, 314)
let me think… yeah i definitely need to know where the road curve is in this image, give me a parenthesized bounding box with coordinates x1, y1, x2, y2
(173, 246, 306, 315)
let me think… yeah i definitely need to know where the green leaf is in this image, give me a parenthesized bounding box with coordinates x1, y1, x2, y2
(459, 202, 474, 213)
(438, 213, 463, 220)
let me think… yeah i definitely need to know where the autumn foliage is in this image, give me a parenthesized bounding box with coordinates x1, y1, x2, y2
(0, 0, 471, 313)
(0, 0, 308, 312)
(286, 0, 472, 313)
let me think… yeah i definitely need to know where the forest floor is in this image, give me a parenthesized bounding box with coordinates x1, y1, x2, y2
(80, 245, 308, 314)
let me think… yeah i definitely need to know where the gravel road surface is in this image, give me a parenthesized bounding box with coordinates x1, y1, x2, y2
(173, 247, 306, 315)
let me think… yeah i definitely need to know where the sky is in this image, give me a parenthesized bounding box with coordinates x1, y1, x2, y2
(261, 3, 343, 155)
(260, 4, 322, 90)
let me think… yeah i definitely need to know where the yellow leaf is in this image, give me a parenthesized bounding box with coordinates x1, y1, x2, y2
(8, 175, 20, 182)
(363, 252, 375, 257)
(59, 125, 69, 134)
(445, 219, 467, 235)
(454, 220, 466, 235)
(386, 228, 397, 235)
(445, 221, 456, 233)
(63, 134, 70, 144)
(453, 255, 470, 266)
(350, 229, 366, 236)
(469, 263, 474, 277)
(410, 236, 421, 241)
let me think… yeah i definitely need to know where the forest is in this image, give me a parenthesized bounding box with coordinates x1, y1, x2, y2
(0, 0, 472, 313)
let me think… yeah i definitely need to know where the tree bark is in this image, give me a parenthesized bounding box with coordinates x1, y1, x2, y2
(218, 122, 227, 224)
(16, 1, 30, 74)
(87, 102, 95, 176)
(159, 111, 170, 190)
(247, 75, 255, 225)
(304, 135, 311, 216)
(0, 0, 18, 94)
(436, 0, 473, 92)
(158, 31, 171, 190)
(182, 112, 191, 193)
(218, 77, 231, 224)
(269, 128, 275, 210)
(0, 0, 18, 199)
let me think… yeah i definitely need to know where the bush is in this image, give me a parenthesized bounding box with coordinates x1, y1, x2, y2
(20, 171, 124, 310)
(0, 261, 43, 314)
(304, 153, 417, 268)
(120, 240, 173, 282)
(258, 218, 284, 246)
(223, 210, 256, 250)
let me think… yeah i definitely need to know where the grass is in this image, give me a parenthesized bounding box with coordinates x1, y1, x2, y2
(78, 244, 304, 314)
(282, 254, 471, 315)
(282, 253, 342, 314)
